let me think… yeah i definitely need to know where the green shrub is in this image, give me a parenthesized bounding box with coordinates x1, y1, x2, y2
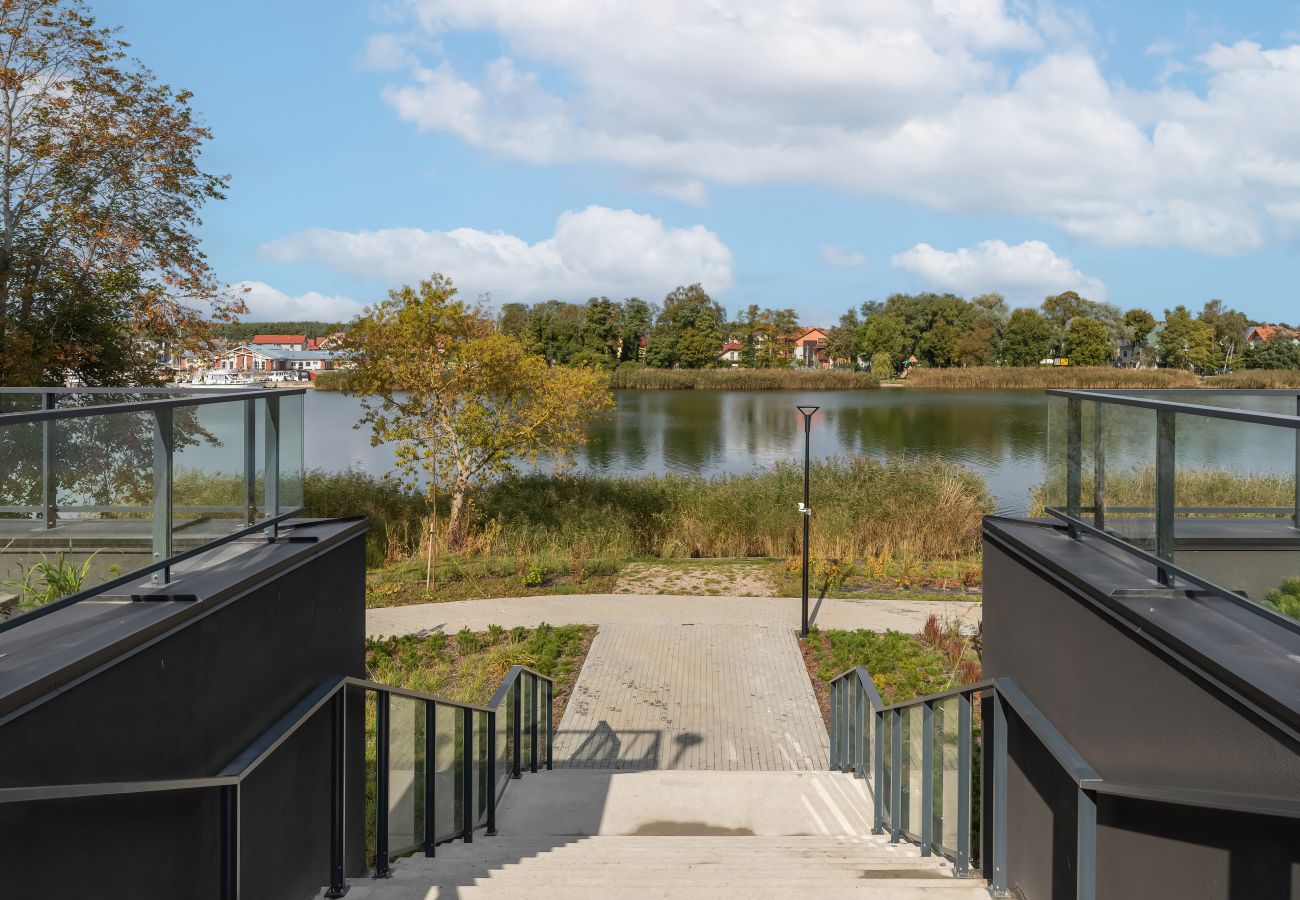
(1263, 577, 1300, 620)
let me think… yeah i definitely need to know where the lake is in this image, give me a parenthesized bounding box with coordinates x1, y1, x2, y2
(304, 389, 1053, 515)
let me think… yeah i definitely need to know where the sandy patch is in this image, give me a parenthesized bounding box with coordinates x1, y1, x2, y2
(613, 562, 777, 596)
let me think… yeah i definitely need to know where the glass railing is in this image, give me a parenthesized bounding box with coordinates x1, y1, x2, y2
(1043, 390, 1300, 624)
(0, 387, 306, 629)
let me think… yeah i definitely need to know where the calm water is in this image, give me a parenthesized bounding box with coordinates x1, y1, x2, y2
(303, 389, 1053, 515)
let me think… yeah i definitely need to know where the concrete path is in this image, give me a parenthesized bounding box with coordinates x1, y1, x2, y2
(553, 624, 827, 771)
(367, 593, 980, 637)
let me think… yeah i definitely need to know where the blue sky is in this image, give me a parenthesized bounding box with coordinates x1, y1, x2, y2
(97, 0, 1300, 325)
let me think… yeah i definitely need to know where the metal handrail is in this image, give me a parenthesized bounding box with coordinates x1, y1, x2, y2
(827, 665, 1300, 900)
(1044, 389, 1300, 430)
(0, 666, 557, 900)
(0, 387, 307, 635)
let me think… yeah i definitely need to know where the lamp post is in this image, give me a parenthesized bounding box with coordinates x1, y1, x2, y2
(796, 405, 819, 637)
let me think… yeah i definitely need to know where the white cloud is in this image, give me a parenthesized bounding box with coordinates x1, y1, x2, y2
(891, 239, 1107, 303)
(820, 245, 868, 269)
(372, 3, 1300, 255)
(234, 281, 367, 321)
(259, 206, 734, 302)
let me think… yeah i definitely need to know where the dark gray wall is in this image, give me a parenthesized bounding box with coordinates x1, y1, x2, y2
(0, 526, 367, 900)
(983, 533, 1300, 900)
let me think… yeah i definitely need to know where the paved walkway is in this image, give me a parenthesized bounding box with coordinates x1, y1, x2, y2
(553, 624, 827, 771)
(367, 593, 980, 637)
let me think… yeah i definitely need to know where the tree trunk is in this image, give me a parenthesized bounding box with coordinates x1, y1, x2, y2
(447, 480, 470, 550)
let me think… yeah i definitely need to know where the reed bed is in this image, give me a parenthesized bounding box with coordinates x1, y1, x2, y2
(1202, 370, 1300, 389)
(906, 367, 1200, 390)
(303, 457, 993, 567)
(609, 367, 879, 390)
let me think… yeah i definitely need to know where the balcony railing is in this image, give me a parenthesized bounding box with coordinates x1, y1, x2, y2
(827, 666, 1300, 900)
(0, 387, 306, 631)
(1042, 389, 1300, 627)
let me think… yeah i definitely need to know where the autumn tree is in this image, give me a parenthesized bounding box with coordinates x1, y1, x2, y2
(346, 275, 613, 548)
(0, 0, 242, 385)
(1197, 299, 1249, 372)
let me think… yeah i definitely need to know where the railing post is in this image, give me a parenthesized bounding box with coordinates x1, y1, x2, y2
(423, 699, 436, 858)
(545, 678, 553, 771)
(374, 691, 392, 877)
(511, 679, 522, 779)
(1066, 396, 1082, 534)
(486, 709, 498, 836)
(41, 392, 56, 529)
(872, 710, 884, 834)
(529, 675, 539, 775)
(150, 406, 174, 585)
(264, 394, 280, 538)
(990, 691, 1010, 897)
(1077, 787, 1097, 900)
(890, 708, 902, 843)
(955, 691, 972, 877)
(843, 678, 853, 774)
(921, 700, 933, 857)
(219, 782, 239, 900)
(854, 678, 866, 779)
(461, 705, 475, 843)
(1293, 395, 1299, 529)
(326, 690, 349, 897)
(1156, 408, 1176, 585)
(243, 399, 257, 526)
(832, 681, 842, 775)
(1093, 402, 1106, 530)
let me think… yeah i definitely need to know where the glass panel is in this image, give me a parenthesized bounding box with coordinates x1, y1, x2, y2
(277, 393, 305, 514)
(520, 674, 533, 769)
(939, 697, 960, 854)
(881, 711, 892, 824)
(387, 695, 424, 853)
(476, 710, 490, 826)
(1171, 412, 1299, 619)
(536, 676, 547, 768)
(173, 399, 250, 540)
(496, 685, 513, 796)
(433, 703, 458, 842)
(905, 706, 923, 837)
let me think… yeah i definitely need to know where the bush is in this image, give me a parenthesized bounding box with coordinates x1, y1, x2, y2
(870, 352, 894, 380)
(1263, 578, 1300, 620)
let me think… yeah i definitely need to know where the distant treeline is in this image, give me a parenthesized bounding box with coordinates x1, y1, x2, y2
(214, 320, 345, 342)
(494, 285, 1298, 377)
(609, 367, 878, 390)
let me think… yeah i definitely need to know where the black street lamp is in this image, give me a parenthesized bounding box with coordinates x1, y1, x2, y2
(796, 405, 819, 637)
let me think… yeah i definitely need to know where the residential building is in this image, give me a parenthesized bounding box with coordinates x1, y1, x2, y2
(719, 340, 741, 365)
(1245, 324, 1300, 348)
(252, 334, 311, 352)
(793, 327, 830, 368)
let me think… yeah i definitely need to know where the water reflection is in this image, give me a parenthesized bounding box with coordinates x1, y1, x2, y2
(302, 389, 1052, 515)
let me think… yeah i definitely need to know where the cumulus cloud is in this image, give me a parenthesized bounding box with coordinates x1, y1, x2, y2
(371, 2, 1300, 255)
(820, 245, 868, 269)
(259, 206, 734, 302)
(891, 239, 1107, 303)
(235, 281, 367, 321)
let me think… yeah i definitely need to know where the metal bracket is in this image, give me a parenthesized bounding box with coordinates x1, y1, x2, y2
(798, 503, 811, 516)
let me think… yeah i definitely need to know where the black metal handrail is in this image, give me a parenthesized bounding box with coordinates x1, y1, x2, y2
(827, 666, 1300, 900)
(0, 386, 307, 635)
(1042, 388, 1300, 633)
(0, 666, 556, 900)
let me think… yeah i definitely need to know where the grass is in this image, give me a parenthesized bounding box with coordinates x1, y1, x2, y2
(311, 369, 357, 391)
(1263, 578, 1300, 621)
(905, 366, 1200, 389)
(800, 615, 983, 725)
(773, 555, 983, 599)
(1029, 467, 1296, 518)
(1203, 370, 1300, 389)
(609, 367, 879, 390)
(366, 556, 619, 607)
(366, 623, 596, 709)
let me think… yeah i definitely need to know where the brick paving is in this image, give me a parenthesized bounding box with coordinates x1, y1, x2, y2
(553, 624, 829, 771)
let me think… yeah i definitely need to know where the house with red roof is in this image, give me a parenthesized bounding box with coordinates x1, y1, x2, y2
(252, 334, 310, 351)
(1245, 325, 1300, 348)
(719, 340, 742, 365)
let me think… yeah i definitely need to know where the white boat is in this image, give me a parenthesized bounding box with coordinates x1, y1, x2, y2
(173, 370, 261, 390)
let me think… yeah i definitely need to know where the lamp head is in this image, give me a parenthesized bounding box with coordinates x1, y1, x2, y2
(796, 405, 820, 418)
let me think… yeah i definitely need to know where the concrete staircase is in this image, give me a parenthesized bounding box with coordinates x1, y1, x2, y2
(330, 771, 988, 899)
